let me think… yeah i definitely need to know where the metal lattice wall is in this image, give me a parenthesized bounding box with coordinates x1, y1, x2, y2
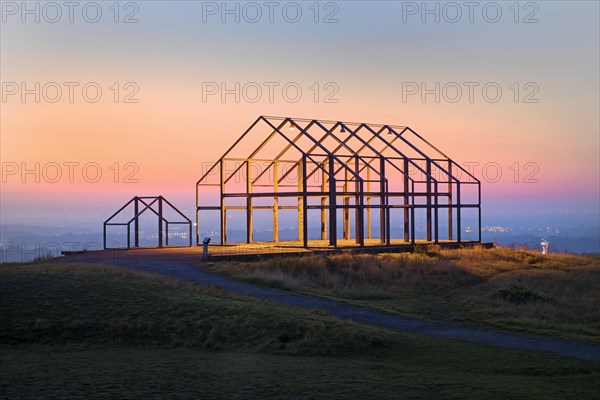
(196, 116, 481, 247)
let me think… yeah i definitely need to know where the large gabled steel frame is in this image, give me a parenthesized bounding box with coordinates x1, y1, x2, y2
(196, 116, 481, 247)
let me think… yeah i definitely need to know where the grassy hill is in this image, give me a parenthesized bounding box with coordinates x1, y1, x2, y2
(0, 263, 380, 354)
(1, 257, 599, 399)
(212, 246, 600, 342)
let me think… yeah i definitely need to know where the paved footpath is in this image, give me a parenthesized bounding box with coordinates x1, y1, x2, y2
(60, 248, 600, 361)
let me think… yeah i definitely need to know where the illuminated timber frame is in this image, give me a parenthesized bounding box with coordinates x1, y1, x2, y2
(196, 116, 481, 247)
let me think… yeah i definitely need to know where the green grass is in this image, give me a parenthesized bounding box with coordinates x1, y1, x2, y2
(210, 246, 600, 342)
(2, 344, 599, 400)
(1, 261, 599, 399)
(0, 263, 380, 355)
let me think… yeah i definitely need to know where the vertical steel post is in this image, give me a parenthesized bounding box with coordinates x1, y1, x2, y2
(302, 155, 308, 248)
(134, 197, 139, 247)
(448, 161, 453, 241)
(356, 156, 365, 246)
(220, 159, 226, 245)
(297, 158, 304, 242)
(403, 158, 410, 243)
(321, 160, 327, 240)
(196, 206, 200, 246)
(366, 164, 372, 240)
(273, 161, 279, 242)
(158, 196, 163, 248)
(343, 165, 350, 240)
(434, 182, 439, 244)
(385, 179, 391, 245)
(380, 156, 386, 244)
(196, 179, 200, 246)
(355, 156, 363, 245)
(457, 182, 462, 243)
(478, 182, 482, 243)
(328, 156, 337, 246)
(246, 160, 253, 244)
(426, 159, 432, 242)
(411, 181, 416, 244)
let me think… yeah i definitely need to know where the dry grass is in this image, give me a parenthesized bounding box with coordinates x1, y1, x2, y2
(212, 246, 600, 341)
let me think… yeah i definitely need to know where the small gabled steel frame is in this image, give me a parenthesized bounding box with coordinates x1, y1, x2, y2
(104, 195, 192, 249)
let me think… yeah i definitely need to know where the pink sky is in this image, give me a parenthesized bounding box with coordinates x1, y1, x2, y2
(1, 1, 598, 224)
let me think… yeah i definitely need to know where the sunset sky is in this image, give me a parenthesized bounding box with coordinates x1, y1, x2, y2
(1, 1, 599, 228)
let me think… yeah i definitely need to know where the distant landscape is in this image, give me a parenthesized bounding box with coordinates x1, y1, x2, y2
(2, 208, 598, 262)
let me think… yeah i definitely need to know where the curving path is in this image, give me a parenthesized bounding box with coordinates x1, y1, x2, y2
(60, 247, 600, 361)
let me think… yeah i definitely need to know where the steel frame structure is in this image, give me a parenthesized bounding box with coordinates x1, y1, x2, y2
(196, 116, 481, 247)
(104, 195, 192, 249)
